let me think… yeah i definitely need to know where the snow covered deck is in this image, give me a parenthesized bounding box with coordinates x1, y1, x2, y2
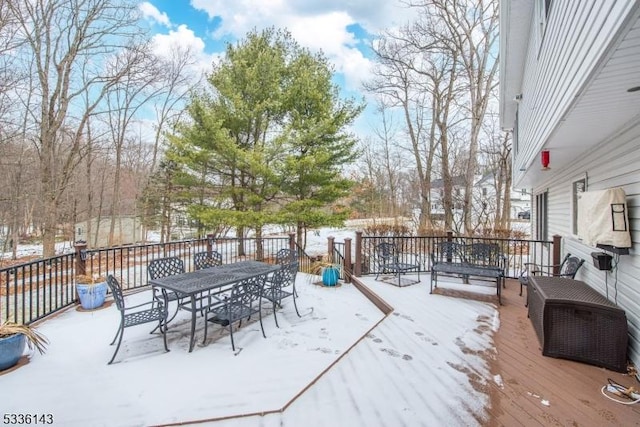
(2, 274, 638, 426)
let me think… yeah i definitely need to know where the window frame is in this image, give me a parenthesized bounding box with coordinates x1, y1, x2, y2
(535, 191, 548, 241)
(572, 176, 587, 236)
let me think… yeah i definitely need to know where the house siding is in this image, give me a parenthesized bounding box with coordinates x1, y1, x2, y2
(516, 0, 635, 170)
(532, 122, 640, 368)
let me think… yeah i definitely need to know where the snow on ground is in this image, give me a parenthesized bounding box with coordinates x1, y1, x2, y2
(1, 273, 498, 427)
(1, 217, 531, 261)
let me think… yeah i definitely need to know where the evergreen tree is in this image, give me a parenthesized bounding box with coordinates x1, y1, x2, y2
(168, 27, 363, 250)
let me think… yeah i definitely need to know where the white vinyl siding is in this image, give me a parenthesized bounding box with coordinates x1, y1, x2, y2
(532, 121, 640, 369)
(516, 1, 634, 172)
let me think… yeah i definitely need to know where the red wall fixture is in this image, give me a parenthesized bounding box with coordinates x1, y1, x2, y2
(541, 150, 550, 169)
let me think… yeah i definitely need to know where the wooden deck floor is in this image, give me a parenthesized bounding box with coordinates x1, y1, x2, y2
(488, 279, 640, 426)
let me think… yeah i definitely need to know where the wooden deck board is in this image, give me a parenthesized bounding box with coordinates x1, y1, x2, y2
(490, 280, 640, 426)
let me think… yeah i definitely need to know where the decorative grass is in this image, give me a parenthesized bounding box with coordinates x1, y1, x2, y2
(0, 322, 48, 355)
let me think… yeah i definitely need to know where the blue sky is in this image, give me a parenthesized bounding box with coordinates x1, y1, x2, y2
(138, 0, 415, 139)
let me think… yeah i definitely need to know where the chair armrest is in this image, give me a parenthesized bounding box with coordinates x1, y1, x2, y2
(151, 287, 170, 305)
(404, 252, 421, 266)
(124, 299, 161, 311)
(525, 262, 561, 269)
(499, 254, 507, 271)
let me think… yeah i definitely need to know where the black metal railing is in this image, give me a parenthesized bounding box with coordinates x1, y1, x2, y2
(358, 234, 553, 279)
(1, 253, 76, 325)
(1, 236, 293, 325)
(1, 232, 555, 326)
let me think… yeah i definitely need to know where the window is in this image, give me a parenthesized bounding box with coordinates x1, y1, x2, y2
(536, 0, 553, 53)
(514, 108, 519, 155)
(535, 191, 548, 241)
(482, 187, 488, 197)
(572, 178, 586, 235)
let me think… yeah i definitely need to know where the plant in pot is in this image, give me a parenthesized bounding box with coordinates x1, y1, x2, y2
(0, 322, 48, 371)
(310, 260, 342, 287)
(75, 274, 108, 310)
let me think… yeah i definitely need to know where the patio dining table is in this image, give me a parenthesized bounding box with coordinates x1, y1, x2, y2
(149, 260, 280, 352)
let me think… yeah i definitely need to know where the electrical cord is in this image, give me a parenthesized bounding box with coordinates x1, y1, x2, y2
(613, 253, 620, 305)
(601, 378, 640, 405)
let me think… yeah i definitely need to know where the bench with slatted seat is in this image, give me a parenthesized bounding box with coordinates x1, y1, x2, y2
(430, 241, 506, 304)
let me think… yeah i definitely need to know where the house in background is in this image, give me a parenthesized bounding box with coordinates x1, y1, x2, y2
(500, 1, 640, 368)
(429, 173, 524, 232)
(75, 216, 143, 248)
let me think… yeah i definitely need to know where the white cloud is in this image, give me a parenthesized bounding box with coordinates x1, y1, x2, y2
(189, 1, 382, 92)
(150, 25, 218, 76)
(152, 24, 205, 57)
(139, 2, 172, 27)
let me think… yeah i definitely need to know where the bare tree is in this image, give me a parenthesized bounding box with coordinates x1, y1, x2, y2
(6, 0, 148, 256)
(480, 115, 513, 231)
(150, 45, 201, 172)
(409, 0, 500, 233)
(103, 43, 161, 246)
(365, 31, 435, 230)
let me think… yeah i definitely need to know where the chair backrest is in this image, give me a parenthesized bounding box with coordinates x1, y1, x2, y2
(275, 248, 298, 265)
(468, 243, 503, 268)
(229, 274, 266, 314)
(270, 261, 299, 289)
(560, 256, 585, 278)
(148, 257, 185, 280)
(194, 251, 222, 270)
(431, 241, 466, 264)
(375, 242, 398, 266)
(106, 275, 125, 312)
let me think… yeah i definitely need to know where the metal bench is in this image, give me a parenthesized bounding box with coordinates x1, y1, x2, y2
(430, 241, 506, 304)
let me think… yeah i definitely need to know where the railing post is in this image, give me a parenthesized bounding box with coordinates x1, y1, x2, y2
(354, 231, 362, 277)
(288, 233, 296, 252)
(327, 235, 335, 263)
(344, 238, 352, 283)
(206, 234, 215, 253)
(552, 234, 562, 275)
(74, 241, 87, 277)
(446, 230, 453, 242)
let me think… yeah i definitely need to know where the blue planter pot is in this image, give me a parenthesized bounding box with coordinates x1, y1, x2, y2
(77, 281, 108, 310)
(322, 267, 340, 287)
(0, 333, 26, 371)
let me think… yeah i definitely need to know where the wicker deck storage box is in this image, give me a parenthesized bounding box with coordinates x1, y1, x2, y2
(528, 276, 628, 372)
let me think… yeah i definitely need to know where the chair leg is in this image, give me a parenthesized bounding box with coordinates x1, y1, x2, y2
(167, 299, 180, 323)
(110, 321, 123, 345)
(272, 300, 280, 328)
(292, 294, 301, 318)
(229, 323, 235, 351)
(259, 307, 266, 339)
(160, 318, 169, 352)
(202, 313, 209, 345)
(108, 327, 125, 365)
(151, 301, 179, 334)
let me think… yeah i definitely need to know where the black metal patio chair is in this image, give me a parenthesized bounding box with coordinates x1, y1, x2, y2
(148, 256, 185, 323)
(202, 274, 267, 351)
(275, 248, 298, 264)
(106, 275, 169, 364)
(261, 260, 301, 327)
(519, 253, 585, 306)
(194, 250, 223, 270)
(374, 241, 420, 287)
